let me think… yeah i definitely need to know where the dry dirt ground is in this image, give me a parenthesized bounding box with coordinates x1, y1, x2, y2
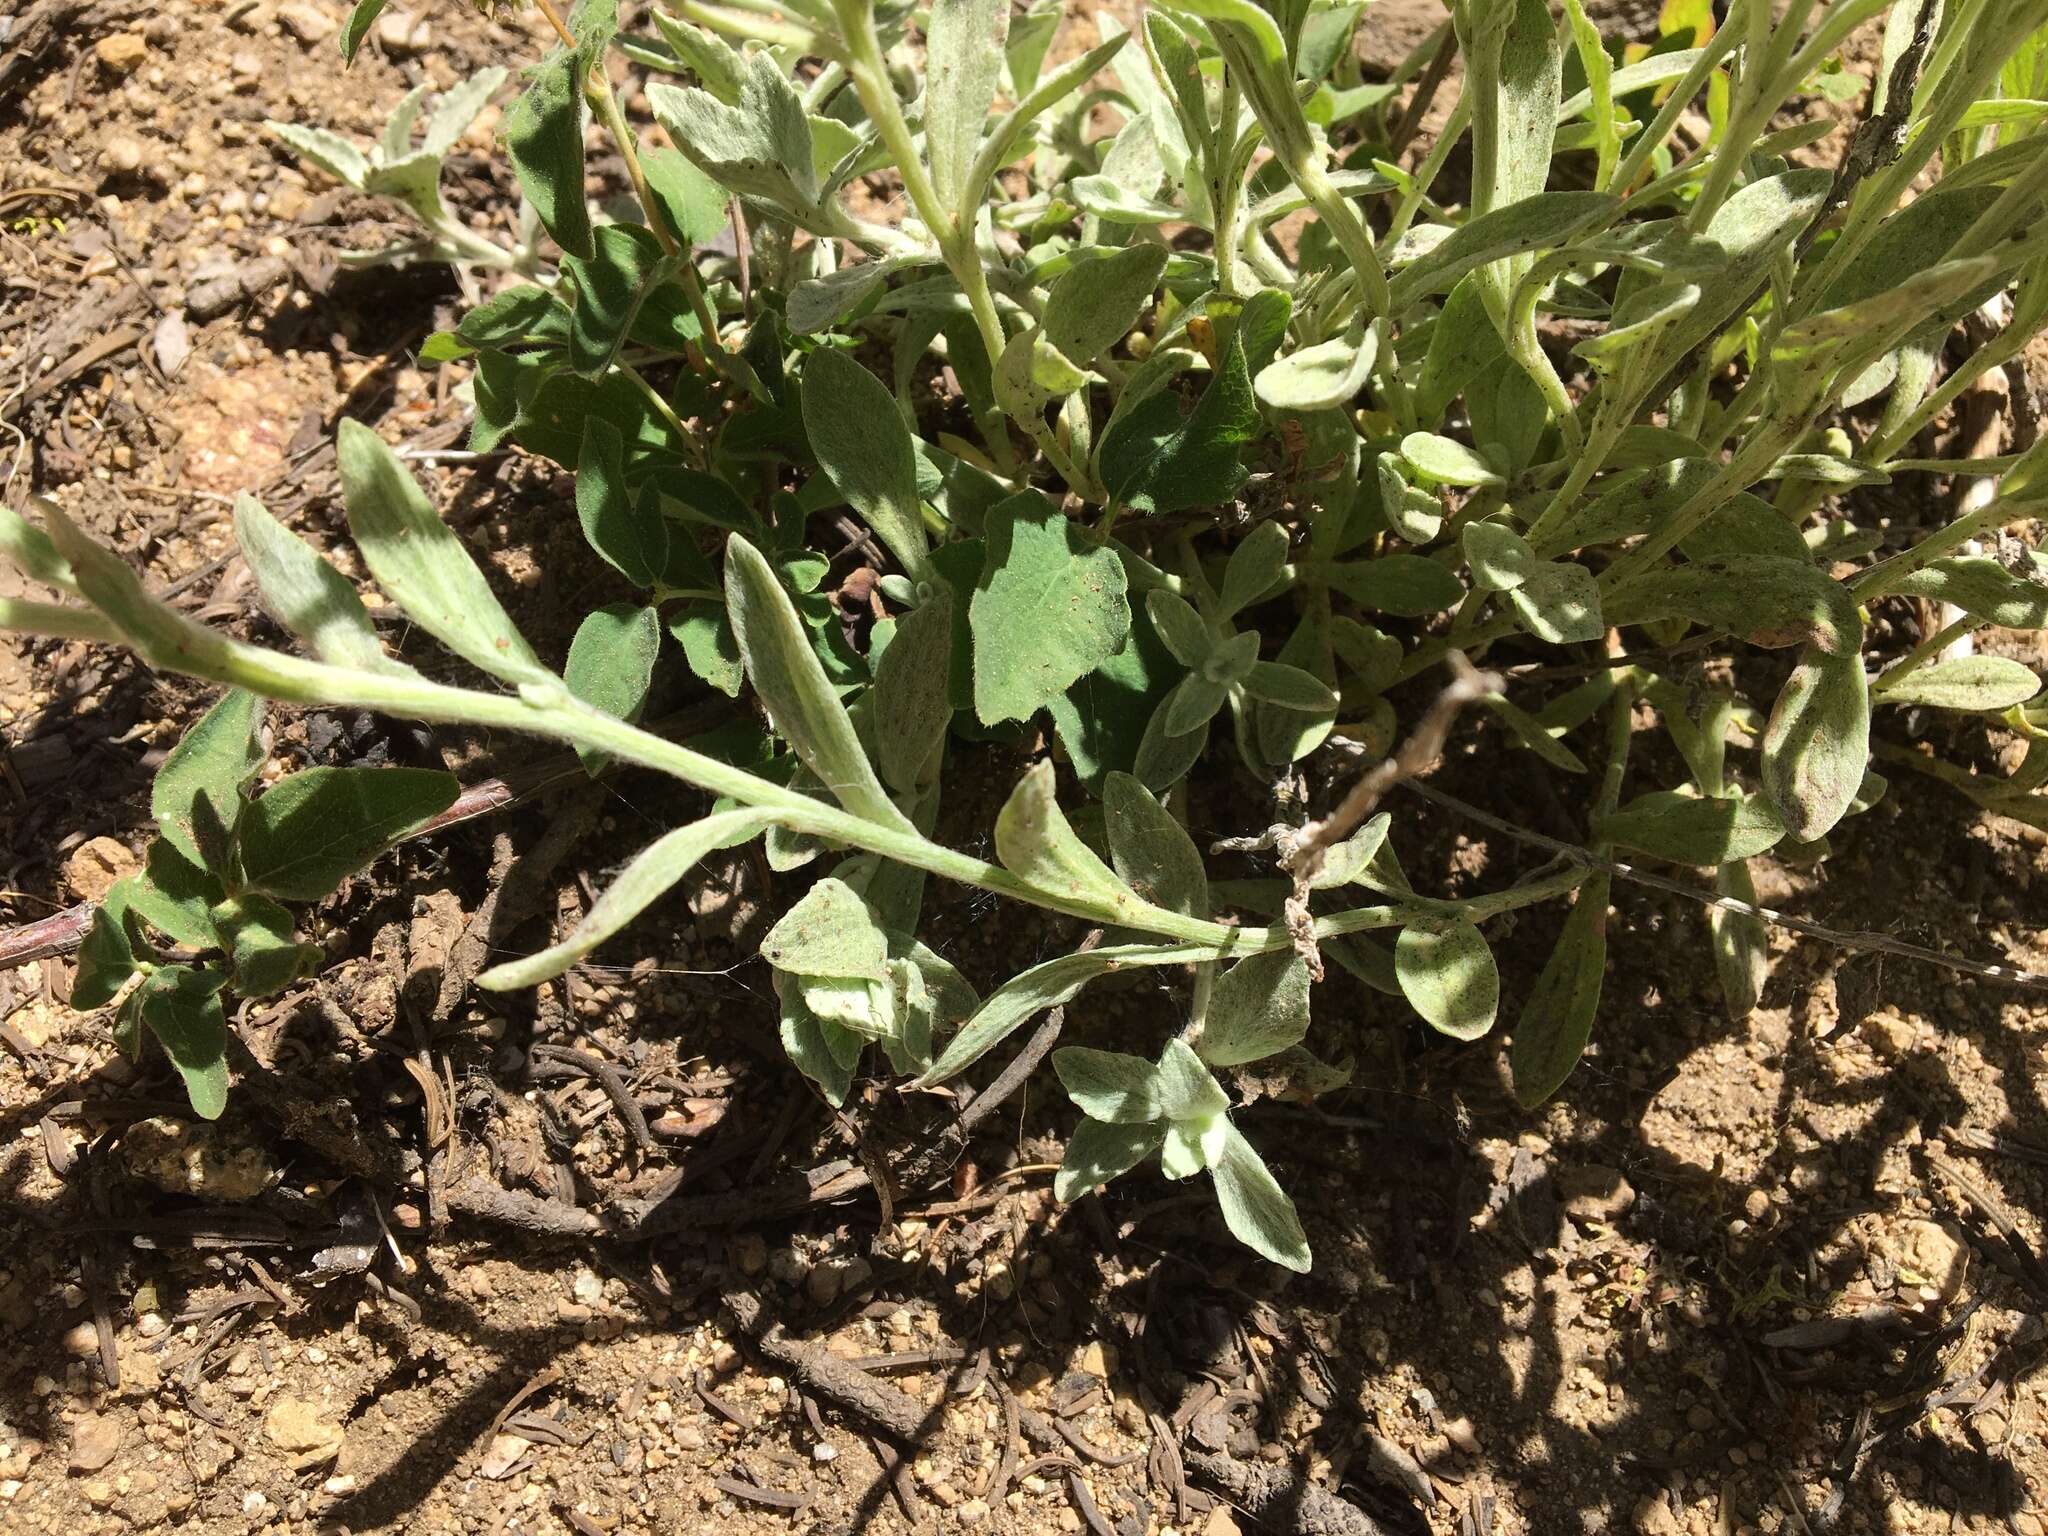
(3, 2, 2048, 1535)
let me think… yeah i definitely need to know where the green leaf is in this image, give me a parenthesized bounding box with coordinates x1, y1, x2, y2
(639, 144, 731, 246)
(339, 419, 552, 686)
(1054, 1046, 1166, 1123)
(341, 0, 390, 64)
(1210, 1123, 1310, 1271)
(1596, 790, 1786, 864)
(1880, 654, 2039, 710)
(0, 499, 79, 593)
(504, 50, 592, 259)
(1048, 592, 1184, 790)
(801, 347, 931, 583)
(1161, 1116, 1224, 1178)
(1200, 951, 1311, 1066)
(1253, 323, 1377, 414)
(422, 66, 507, 156)
(1103, 771, 1208, 917)
(576, 420, 669, 587)
(670, 603, 743, 696)
(481, 808, 776, 988)
(131, 841, 226, 948)
(725, 535, 913, 834)
(1761, 646, 1870, 842)
(1395, 917, 1498, 1040)
(211, 894, 321, 998)
(1042, 243, 1170, 367)
(234, 495, 409, 676)
(237, 766, 458, 902)
(874, 592, 955, 794)
(73, 885, 146, 1011)
(1402, 432, 1503, 487)
(925, 0, 1010, 208)
(154, 689, 264, 875)
(996, 761, 1145, 918)
(136, 966, 231, 1121)
(1099, 290, 1286, 514)
(788, 260, 896, 334)
(1509, 874, 1609, 1107)
(970, 491, 1132, 724)
(563, 224, 675, 378)
(564, 602, 660, 771)
(1055, 1117, 1167, 1201)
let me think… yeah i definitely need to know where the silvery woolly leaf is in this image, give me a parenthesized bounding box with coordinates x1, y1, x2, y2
(1710, 861, 1768, 1023)
(1594, 789, 1786, 865)
(924, 0, 1011, 208)
(777, 977, 860, 1107)
(1199, 951, 1312, 1067)
(646, 54, 818, 214)
(479, 808, 775, 989)
(338, 419, 552, 687)
(1240, 661, 1338, 712)
(1218, 522, 1290, 621)
(1103, 771, 1208, 917)
(725, 535, 914, 834)
(1878, 656, 2040, 712)
(1386, 192, 1617, 307)
(1508, 874, 1609, 1107)
(1153, 1036, 1230, 1123)
(918, 943, 1178, 1084)
(874, 592, 955, 794)
(1053, 1045, 1166, 1124)
(1402, 432, 1502, 488)
(1891, 558, 2048, 631)
(1145, 589, 1213, 668)
(995, 761, 1145, 920)
(267, 122, 370, 189)
(1210, 1123, 1310, 1271)
(1606, 554, 1861, 654)
(1160, 1117, 1224, 1178)
(1055, 1118, 1166, 1202)
(1324, 554, 1465, 616)
(1253, 323, 1377, 414)
(423, 66, 508, 157)
(234, 495, 412, 677)
(801, 348, 932, 583)
(1042, 243, 1170, 367)
(1395, 917, 1499, 1040)
(1309, 812, 1390, 890)
(1761, 647, 1869, 842)
(760, 876, 891, 983)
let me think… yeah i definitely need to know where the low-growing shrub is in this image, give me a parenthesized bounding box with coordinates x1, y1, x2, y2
(7, 0, 2048, 1269)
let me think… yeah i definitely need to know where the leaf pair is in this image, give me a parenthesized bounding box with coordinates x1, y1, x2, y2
(1054, 1038, 1310, 1270)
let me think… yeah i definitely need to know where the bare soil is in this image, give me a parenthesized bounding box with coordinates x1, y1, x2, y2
(3, 4, 2047, 1535)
